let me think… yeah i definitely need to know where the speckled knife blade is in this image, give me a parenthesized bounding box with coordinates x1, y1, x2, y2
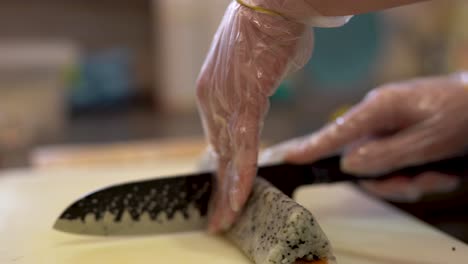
(53, 173, 213, 236)
(53, 154, 468, 236)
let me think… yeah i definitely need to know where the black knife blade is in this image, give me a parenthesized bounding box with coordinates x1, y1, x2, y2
(53, 154, 468, 236)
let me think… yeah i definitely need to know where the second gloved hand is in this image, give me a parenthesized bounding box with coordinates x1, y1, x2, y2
(260, 73, 468, 200)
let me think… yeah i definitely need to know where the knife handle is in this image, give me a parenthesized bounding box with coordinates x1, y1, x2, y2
(301, 153, 468, 184)
(258, 153, 468, 197)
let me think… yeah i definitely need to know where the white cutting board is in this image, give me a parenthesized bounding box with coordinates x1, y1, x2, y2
(0, 158, 467, 264)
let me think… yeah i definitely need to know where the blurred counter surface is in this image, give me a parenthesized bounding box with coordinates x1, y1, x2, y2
(30, 137, 207, 169)
(1, 137, 467, 264)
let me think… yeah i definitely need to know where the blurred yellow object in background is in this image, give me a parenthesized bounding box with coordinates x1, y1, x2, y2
(329, 105, 351, 122)
(446, 0, 468, 71)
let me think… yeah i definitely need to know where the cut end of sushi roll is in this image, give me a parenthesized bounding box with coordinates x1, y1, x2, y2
(227, 178, 336, 264)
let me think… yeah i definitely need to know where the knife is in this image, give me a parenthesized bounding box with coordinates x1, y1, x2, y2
(53, 154, 468, 236)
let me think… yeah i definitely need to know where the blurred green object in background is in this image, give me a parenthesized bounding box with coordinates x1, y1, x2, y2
(306, 13, 381, 89)
(272, 14, 381, 103)
(271, 78, 294, 102)
(68, 48, 135, 112)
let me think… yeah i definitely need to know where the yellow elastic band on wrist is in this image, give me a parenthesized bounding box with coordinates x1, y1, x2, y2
(235, 0, 285, 18)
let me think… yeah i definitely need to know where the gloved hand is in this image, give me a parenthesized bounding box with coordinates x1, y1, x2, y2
(196, 0, 350, 233)
(359, 172, 460, 202)
(260, 72, 468, 200)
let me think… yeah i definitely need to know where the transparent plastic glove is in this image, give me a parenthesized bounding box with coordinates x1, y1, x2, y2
(360, 172, 460, 202)
(260, 73, 468, 199)
(196, 1, 350, 233)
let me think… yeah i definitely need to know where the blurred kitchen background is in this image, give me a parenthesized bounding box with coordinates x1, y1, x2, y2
(0, 0, 467, 240)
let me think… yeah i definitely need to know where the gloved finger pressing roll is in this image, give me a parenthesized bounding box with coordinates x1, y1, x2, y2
(197, 0, 352, 233)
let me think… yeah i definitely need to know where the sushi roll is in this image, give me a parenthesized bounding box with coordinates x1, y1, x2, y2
(227, 178, 336, 264)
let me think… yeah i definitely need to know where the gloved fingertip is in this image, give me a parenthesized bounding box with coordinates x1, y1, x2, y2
(341, 153, 370, 175)
(283, 139, 317, 163)
(227, 170, 253, 214)
(229, 188, 243, 213)
(207, 200, 237, 233)
(208, 182, 236, 233)
(436, 176, 460, 193)
(360, 178, 423, 202)
(415, 172, 461, 194)
(259, 147, 287, 166)
(284, 148, 306, 162)
(400, 185, 423, 203)
(207, 206, 222, 234)
(225, 170, 241, 213)
(286, 131, 340, 164)
(220, 206, 238, 231)
(341, 144, 389, 176)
